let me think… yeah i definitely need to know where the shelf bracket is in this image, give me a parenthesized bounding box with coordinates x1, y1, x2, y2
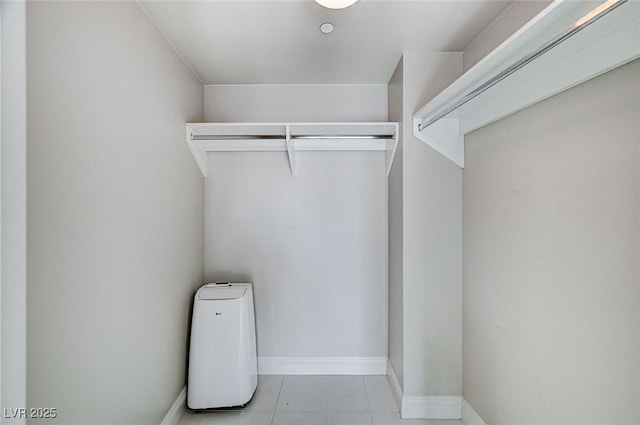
(385, 123, 399, 176)
(285, 126, 296, 176)
(186, 129, 208, 177)
(413, 118, 464, 168)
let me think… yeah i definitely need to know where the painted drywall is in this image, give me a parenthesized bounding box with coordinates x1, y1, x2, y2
(1, 1, 27, 422)
(204, 84, 388, 359)
(463, 59, 640, 424)
(399, 53, 463, 398)
(386, 53, 464, 405)
(204, 84, 387, 122)
(26, 2, 204, 424)
(204, 152, 388, 357)
(387, 59, 404, 388)
(463, 1, 551, 72)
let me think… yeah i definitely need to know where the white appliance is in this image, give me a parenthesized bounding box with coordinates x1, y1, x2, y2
(187, 283, 257, 409)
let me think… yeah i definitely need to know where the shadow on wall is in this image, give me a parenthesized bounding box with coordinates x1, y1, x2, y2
(205, 272, 255, 284)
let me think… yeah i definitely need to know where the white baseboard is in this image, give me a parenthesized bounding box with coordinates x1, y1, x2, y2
(401, 396, 462, 419)
(160, 386, 186, 425)
(258, 357, 388, 375)
(462, 398, 488, 425)
(386, 360, 461, 420)
(386, 359, 403, 412)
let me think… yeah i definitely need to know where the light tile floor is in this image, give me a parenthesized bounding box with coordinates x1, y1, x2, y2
(179, 375, 464, 425)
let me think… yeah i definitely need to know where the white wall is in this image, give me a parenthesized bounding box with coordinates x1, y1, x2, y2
(205, 84, 387, 122)
(1, 1, 27, 423)
(400, 53, 463, 399)
(463, 59, 640, 424)
(387, 59, 404, 388)
(26, 2, 204, 424)
(386, 53, 463, 413)
(204, 85, 388, 361)
(205, 152, 388, 357)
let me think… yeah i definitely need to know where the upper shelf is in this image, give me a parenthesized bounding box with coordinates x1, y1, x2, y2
(186, 122, 399, 177)
(412, 0, 640, 168)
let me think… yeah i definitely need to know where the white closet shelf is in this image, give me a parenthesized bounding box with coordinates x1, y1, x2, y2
(186, 122, 399, 177)
(412, 0, 640, 168)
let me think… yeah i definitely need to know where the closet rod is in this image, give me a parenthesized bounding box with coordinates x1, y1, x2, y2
(191, 134, 282, 141)
(416, 0, 627, 132)
(291, 135, 394, 140)
(190, 134, 395, 141)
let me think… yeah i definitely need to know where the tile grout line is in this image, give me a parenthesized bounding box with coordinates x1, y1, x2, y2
(361, 375, 376, 425)
(268, 410, 370, 413)
(270, 375, 286, 425)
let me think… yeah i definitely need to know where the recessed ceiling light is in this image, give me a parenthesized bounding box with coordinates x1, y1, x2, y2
(314, 0, 359, 10)
(320, 22, 335, 34)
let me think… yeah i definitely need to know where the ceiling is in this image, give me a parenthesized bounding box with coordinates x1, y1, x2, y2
(138, 0, 513, 85)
